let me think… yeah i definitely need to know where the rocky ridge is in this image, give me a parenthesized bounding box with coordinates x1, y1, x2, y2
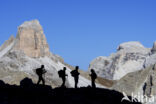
(0, 20, 103, 88)
(89, 41, 156, 80)
(89, 41, 156, 103)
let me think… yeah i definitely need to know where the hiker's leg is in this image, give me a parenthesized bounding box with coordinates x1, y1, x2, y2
(75, 78, 78, 88)
(61, 78, 65, 87)
(91, 79, 94, 87)
(76, 77, 79, 88)
(37, 77, 41, 85)
(92, 79, 96, 88)
(75, 82, 77, 88)
(42, 77, 45, 85)
(93, 82, 96, 88)
(74, 78, 76, 88)
(37, 80, 40, 85)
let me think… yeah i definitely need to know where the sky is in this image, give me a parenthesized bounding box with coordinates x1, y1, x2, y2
(0, 0, 156, 70)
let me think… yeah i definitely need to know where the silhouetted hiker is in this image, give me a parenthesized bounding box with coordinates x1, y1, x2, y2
(71, 66, 80, 88)
(90, 69, 97, 88)
(143, 83, 147, 96)
(36, 65, 47, 85)
(58, 67, 68, 87)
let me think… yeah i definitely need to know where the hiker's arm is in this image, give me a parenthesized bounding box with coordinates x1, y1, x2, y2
(44, 69, 47, 73)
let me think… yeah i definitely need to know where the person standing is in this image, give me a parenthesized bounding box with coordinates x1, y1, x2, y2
(90, 69, 97, 88)
(58, 67, 68, 87)
(71, 66, 80, 88)
(36, 65, 47, 85)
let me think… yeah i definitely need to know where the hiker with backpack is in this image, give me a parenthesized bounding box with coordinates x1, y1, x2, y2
(70, 66, 80, 88)
(58, 67, 68, 87)
(36, 65, 47, 85)
(89, 69, 97, 88)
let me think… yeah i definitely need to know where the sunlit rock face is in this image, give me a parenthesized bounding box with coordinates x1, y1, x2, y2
(13, 20, 50, 58)
(89, 41, 155, 80)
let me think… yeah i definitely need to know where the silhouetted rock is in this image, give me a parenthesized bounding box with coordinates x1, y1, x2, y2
(20, 77, 34, 88)
(0, 78, 141, 104)
(0, 80, 5, 87)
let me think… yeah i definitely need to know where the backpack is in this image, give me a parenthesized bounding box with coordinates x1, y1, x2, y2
(71, 70, 79, 77)
(36, 68, 46, 75)
(58, 70, 64, 78)
(36, 68, 41, 75)
(93, 73, 97, 79)
(70, 70, 75, 77)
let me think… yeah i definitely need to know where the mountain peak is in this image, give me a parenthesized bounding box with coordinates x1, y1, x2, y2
(117, 41, 150, 54)
(13, 20, 50, 58)
(117, 41, 145, 50)
(19, 19, 42, 32)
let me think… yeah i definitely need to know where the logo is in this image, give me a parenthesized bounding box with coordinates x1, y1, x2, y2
(121, 92, 131, 102)
(121, 92, 155, 103)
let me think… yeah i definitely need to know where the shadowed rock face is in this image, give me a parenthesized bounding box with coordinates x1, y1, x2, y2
(151, 42, 156, 54)
(112, 65, 156, 104)
(13, 20, 50, 58)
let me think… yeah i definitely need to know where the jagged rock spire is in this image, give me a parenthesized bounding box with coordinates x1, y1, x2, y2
(151, 42, 156, 54)
(13, 20, 50, 58)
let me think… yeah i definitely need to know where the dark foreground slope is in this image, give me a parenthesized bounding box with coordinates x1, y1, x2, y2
(0, 78, 141, 104)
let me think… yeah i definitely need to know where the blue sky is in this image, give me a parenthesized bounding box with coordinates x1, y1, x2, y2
(0, 0, 156, 70)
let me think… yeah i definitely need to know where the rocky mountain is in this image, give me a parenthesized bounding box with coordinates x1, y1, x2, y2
(89, 41, 156, 103)
(0, 20, 103, 88)
(89, 41, 156, 80)
(13, 20, 50, 58)
(112, 64, 156, 104)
